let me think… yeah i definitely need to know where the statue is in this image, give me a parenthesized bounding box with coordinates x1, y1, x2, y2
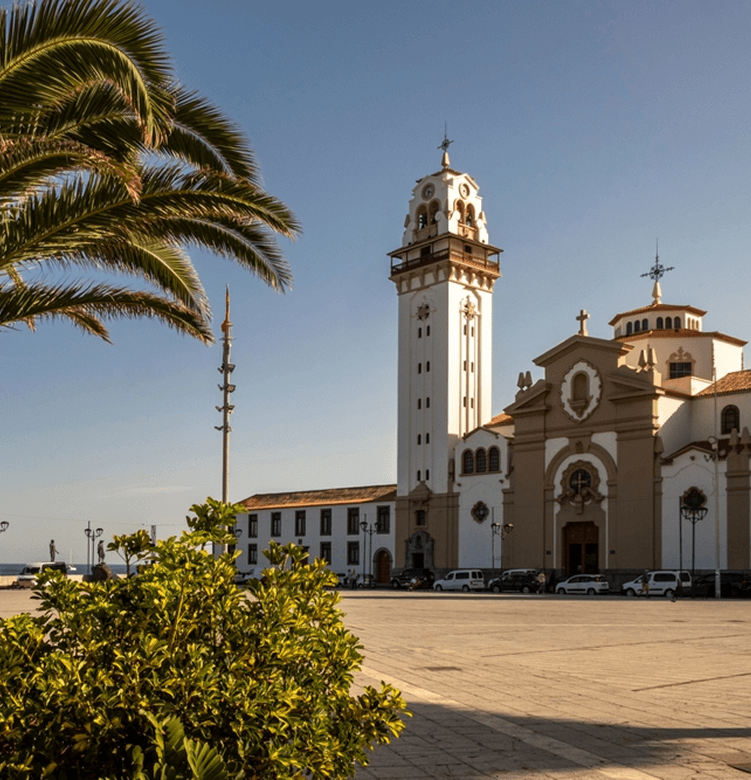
(97, 540, 105, 565)
(49, 539, 59, 562)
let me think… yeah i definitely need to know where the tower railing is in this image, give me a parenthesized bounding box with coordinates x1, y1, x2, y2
(390, 247, 500, 276)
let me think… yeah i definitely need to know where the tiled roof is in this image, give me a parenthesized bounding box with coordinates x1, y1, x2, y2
(239, 484, 397, 511)
(487, 413, 513, 426)
(613, 329, 746, 347)
(608, 302, 706, 325)
(697, 370, 751, 397)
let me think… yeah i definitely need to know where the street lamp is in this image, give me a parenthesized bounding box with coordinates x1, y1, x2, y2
(84, 523, 103, 576)
(0, 521, 8, 534)
(360, 517, 376, 588)
(680, 488, 708, 598)
(490, 520, 513, 574)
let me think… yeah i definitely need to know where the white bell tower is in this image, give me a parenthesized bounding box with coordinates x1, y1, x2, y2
(389, 140, 502, 569)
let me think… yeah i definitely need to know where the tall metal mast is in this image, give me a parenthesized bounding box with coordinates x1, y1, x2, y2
(215, 287, 235, 503)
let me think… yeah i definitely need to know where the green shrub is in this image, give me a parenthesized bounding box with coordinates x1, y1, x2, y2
(0, 499, 407, 779)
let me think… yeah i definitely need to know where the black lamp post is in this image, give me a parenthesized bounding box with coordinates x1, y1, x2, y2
(680, 488, 708, 598)
(84, 523, 103, 576)
(490, 520, 513, 574)
(360, 517, 376, 588)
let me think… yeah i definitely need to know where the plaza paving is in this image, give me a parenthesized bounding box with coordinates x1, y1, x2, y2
(2, 588, 750, 779)
(340, 591, 751, 780)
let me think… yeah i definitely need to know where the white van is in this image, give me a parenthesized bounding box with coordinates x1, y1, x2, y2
(433, 569, 485, 592)
(17, 561, 70, 587)
(621, 570, 690, 598)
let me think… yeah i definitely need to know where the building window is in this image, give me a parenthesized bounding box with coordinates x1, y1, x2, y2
(626, 321, 633, 335)
(642, 318, 648, 331)
(417, 206, 427, 229)
(418, 327, 422, 338)
(463, 449, 474, 474)
(722, 405, 740, 435)
(417, 470, 421, 481)
(347, 541, 360, 565)
(417, 398, 422, 409)
(427, 326, 430, 336)
(570, 469, 593, 494)
(320, 508, 332, 536)
(418, 363, 422, 374)
(416, 510, 426, 526)
(674, 317, 681, 328)
(426, 432, 430, 443)
(426, 469, 430, 480)
(248, 544, 258, 564)
(319, 541, 332, 564)
(426, 361, 430, 372)
(417, 434, 421, 445)
(377, 505, 390, 534)
(489, 446, 500, 472)
(426, 397, 430, 408)
(347, 507, 360, 535)
(295, 510, 306, 537)
(665, 316, 672, 328)
(634, 320, 640, 333)
(656, 317, 664, 329)
(248, 514, 258, 538)
(476, 448, 487, 473)
(669, 362, 692, 379)
(271, 512, 281, 538)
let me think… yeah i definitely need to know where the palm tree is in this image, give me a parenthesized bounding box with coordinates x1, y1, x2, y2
(0, 0, 299, 343)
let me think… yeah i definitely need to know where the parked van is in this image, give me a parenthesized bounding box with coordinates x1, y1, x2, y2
(17, 561, 70, 587)
(433, 569, 485, 592)
(621, 570, 690, 598)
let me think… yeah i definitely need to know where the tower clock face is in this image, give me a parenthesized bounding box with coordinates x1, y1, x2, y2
(459, 183, 470, 198)
(421, 183, 435, 200)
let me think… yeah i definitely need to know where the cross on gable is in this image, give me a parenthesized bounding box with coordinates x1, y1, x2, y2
(576, 309, 590, 337)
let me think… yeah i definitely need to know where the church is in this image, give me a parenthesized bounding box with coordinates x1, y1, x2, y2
(236, 146, 751, 585)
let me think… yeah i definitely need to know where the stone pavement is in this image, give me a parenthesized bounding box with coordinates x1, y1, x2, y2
(340, 591, 751, 780)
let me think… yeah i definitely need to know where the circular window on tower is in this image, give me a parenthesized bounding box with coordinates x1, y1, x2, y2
(422, 183, 435, 200)
(459, 182, 470, 198)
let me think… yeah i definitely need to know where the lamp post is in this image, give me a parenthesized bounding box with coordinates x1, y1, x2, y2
(0, 521, 8, 534)
(680, 488, 708, 599)
(360, 517, 376, 588)
(84, 523, 103, 576)
(491, 519, 513, 574)
(708, 434, 721, 599)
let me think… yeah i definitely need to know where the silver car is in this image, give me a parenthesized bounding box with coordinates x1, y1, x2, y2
(555, 574, 609, 595)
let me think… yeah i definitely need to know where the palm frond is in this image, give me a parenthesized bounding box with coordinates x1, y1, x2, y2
(0, 279, 213, 343)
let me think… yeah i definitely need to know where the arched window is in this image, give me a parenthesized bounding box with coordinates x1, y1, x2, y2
(476, 448, 487, 473)
(665, 316, 672, 329)
(656, 317, 664, 329)
(572, 372, 589, 402)
(626, 321, 633, 335)
(465, 204, 475, 226)
(429, 200, 439, 223)
(417, 206, 428, 229)
(488, 446, 500, 472)
(673, 317, 681, 328)
(455, 200, 465, 222)
(462, 449, 474, 474)
(642, 318, 648, 331)
(721, 405, 740, 435)
(569, 469, 592, 494)
(634, 320, 641, 333)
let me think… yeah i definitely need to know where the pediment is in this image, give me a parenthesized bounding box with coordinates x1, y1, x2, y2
(504, 380, 550, 417)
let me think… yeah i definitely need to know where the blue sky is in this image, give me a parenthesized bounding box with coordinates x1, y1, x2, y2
(3, 0, 751, 563)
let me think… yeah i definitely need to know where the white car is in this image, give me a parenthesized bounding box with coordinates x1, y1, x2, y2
(622, 570, 691, 598)
(433, 569, 485, 592)
(16, 561, 70, 587)
(555, 574, 609, 595)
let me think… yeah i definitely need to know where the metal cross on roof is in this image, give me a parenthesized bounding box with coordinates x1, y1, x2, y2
(641, 241, 674, 282)
(438, 126, 453, 154)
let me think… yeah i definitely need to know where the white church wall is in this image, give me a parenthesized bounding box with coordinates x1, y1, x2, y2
(457, 479, 504, 569)
(661, 456, 726, 569)
(591, 431, 617, 463)
(545, 437, 569, 470)
(714, 340, 744, 381)
(657, 396, 692, 455)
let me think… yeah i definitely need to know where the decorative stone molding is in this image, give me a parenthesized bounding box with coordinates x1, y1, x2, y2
(557, 460, 604, 514)
(560, 360, 602, 423)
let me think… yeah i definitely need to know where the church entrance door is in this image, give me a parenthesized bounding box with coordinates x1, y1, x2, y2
(376, 550, 391, 584)
(563, 522, 599, 575)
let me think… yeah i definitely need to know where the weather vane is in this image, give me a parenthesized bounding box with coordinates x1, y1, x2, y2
(641, 239, 674, 282)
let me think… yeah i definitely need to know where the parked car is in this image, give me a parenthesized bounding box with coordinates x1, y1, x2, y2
(17, 561, 70, 587)
(390, 568, 435, 589)
(433, 569, 485, 592)
(555, 574, 609, 595)
(622, 570, 690, 598)
(692, 572, 751, 598)
(488, 569, 538, 594)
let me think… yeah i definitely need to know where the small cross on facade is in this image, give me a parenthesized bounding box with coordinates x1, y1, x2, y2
(576, 309, 590, 337)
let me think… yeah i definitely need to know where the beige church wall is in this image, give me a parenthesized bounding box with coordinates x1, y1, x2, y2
(660, 457, 727, 569)
(504, 442, 547, 570)
(395, 492, 459, 572)
(714, 339, 744, 380)
(611, 432, 662, 570)
(591, 431, 618, 463)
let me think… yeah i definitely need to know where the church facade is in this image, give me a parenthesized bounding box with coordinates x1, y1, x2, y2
(235, 149, 751, 583)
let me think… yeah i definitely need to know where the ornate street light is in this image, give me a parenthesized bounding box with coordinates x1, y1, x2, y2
(360, 517, 376, 588)
(490, 519, 513, 574)
(84, 523, 103, 576)
(680, 488, 708, 598)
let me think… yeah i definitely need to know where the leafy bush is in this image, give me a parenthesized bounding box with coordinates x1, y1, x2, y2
(0, 499, 407, 779)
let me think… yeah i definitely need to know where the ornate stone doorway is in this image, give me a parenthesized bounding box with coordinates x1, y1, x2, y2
(405, 530, 434, 570)
(563, 522, 599, 575)
(375, 549, 392, 584)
